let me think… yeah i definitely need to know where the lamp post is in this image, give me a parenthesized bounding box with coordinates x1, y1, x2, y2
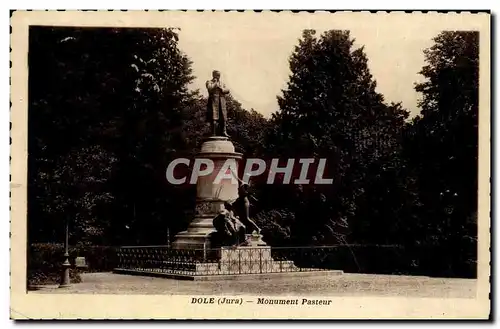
(59, 217, 71, 288)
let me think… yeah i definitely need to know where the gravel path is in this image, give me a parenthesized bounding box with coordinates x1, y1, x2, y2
(32, 272, 476, 298)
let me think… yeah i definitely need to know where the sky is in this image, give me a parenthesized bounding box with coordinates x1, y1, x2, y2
(172, 12, 481, 118)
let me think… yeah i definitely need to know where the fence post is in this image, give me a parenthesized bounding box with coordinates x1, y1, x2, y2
(237, 249, 241, 274)
(259, 248, 262, 274)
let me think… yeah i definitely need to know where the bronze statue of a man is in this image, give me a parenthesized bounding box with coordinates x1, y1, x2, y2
(206, 70, 230, 137)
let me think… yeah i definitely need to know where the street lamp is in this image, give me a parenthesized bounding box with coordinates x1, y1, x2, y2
(59, 217, 71, 288)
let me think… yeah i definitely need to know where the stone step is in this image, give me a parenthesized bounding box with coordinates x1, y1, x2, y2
(173, 232, 214, 240)
(189, 222, 216, 229)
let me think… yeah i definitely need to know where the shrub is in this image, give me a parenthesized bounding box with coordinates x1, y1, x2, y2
(276, 244, 409, 275)
(274, 244, 476, 278)
(27, 243, 119, 287)
(27, 243, 81, 287)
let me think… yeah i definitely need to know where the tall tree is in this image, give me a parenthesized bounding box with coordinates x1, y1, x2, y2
(404, 31, 479, 277)
(260, 30, 410, 246)
(28, 26, 272, 246)
(28, 27, 197, 245)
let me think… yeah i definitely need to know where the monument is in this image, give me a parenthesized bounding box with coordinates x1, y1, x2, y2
(172, 70, 265, 250)
(115, 70, 341, 279)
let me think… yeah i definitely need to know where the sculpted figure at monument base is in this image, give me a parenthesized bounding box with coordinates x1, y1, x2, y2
(234, 183, 261, 235)
(211, 201, 250, 248)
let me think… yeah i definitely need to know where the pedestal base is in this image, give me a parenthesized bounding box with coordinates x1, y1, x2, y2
(171, 215, 216, 250)
(171, 231, 214, 250)
(171, 136, 242, 249)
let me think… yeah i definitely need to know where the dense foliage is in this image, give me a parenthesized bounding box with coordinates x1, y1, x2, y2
(28, 243, 117, 287)
(403, 31, 479, 276)
(257, 30, 412, 248)
(28, 27, 479, 279)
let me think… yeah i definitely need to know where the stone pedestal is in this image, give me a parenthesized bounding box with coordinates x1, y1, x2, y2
(172, 137, 242, 250)
(185, 246, 303, 275)
(246, 233, 267, 247)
